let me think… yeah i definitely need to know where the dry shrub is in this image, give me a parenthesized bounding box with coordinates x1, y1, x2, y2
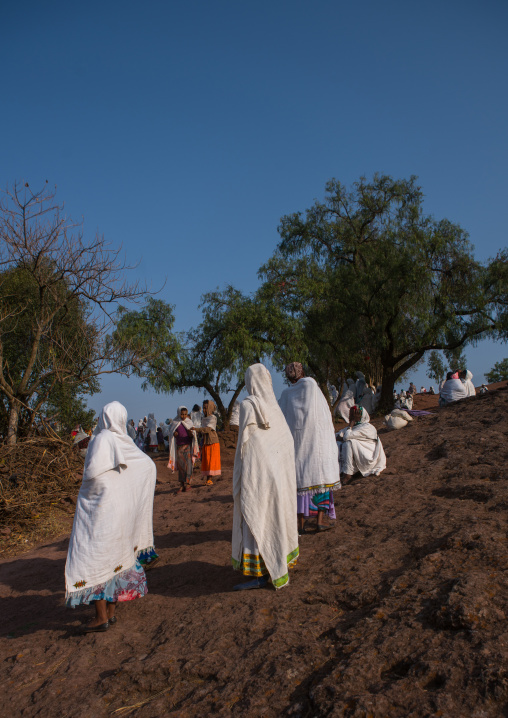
(0, 437, 83, 530)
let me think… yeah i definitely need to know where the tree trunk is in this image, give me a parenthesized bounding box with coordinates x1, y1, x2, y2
(7, 398, 21, 445)
(379, 369, 396, 413)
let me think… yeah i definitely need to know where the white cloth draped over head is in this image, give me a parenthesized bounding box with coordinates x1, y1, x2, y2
(384, 408, 414, 430)
(337, 407, 386, 476)
(439, 378, 468, 405)
(338, 388, 356, 423)
(229, 401, 240, 426)
(167, 406, 200, 472)
(359, 386, 375, 415)
(144, 412, 158, 445)
(65, 401, 157, 601)
(127, 421, 137, 441)
(462, 370, 476, 397)
(190, 409, 203, 427)
(279, 376, 341, 493)
(232, 363, 298, 589)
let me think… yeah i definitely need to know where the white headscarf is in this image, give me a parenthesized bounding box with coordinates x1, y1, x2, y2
(166, 406, 199, 472)
(65, 401, 157, 601)
(232, 364, 298, 589)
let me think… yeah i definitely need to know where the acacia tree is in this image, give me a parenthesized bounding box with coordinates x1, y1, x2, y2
(112, 288, 304, 427)
(486, 358, 508, 383)
(260, 174, 508, 408)
(0, 182, 149, 443)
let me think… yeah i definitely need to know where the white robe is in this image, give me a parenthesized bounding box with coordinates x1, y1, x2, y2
(65, 401, 156, 601)
(337, 420, 386, 476)
(279, 377, 341, 493)
(462, 370, 476, 397)
(439, 378, 468, 405)
(144, 413, 158, 446)
(338, 389, 356, 423)
(359, 386, 375, 415)
(229, 402, 240, 426)
(232, 364, 298, 589)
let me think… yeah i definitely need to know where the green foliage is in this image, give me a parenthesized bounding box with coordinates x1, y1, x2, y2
(259, 173, 508, 408)
(426, 351, 447, 384)
(485, 358, 508, 383)
(0, 264, 99, 437)
(112, 289, 304, 424)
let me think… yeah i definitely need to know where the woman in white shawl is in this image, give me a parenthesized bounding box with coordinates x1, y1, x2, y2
(144, 412, 158, 451)
(439, 374, 468, 406)
(338, 378, 357, 423)
(232, 363, 299, 590)
(337, 405, 386, 483)
(460, 369, 476, 397)
(127, 419, 137, 441)
(167, 406, 200, 492)
(65, 401, 158, 632)
(279, 362, 341, 534)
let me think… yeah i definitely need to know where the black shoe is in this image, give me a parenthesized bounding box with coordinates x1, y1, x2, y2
(233, 576, 269, 591)
(82, 621, 109, 633)
(108, 616, 117, 625)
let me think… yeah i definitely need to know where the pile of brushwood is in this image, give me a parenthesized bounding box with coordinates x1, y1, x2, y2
(0, 437, 83, 532)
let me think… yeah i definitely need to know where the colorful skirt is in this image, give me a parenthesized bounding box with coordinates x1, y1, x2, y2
(177, 443, 193, 484)
(66, 558, 148, 607)
(232, 521, 299, 589)
(297, 488, 336, 519)
(201, 442, 221, 476)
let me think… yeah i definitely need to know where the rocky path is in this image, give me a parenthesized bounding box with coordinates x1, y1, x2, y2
(1, 386, 508, 717)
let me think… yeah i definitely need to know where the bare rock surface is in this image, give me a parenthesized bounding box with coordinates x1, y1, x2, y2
(1, 383, 508, 717)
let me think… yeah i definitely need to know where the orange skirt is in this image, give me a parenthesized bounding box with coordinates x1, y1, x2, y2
(201, 442, 221, 476)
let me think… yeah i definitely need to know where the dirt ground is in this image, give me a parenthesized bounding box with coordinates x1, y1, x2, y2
(1, 383, 508, 717)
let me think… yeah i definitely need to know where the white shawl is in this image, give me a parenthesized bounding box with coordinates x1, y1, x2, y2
(439, 378, 468, 405)
(462, 370, 476, 397)
(337, 411, 386, 476)
(167, 406, 200, 472)
(232, 364, 298, 589)
(144, 412, 158, 445)
(65, 401, 157, 600)
(279, 377, 341, 493)
(338, 388, 356, 423)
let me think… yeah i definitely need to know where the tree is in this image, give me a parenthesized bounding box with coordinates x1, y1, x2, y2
(112, 288, 304, 428)
(0, 182, 148, 443)
(426, 351, 446, 385)
(486, 358, 508, 383)
(260, 174, 508, 409)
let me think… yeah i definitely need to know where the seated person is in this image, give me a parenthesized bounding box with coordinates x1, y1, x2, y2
(336, 406, 386, 484)
(438, 374, 468, 405)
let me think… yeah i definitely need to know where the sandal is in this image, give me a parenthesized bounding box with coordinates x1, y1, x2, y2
(206, 479, 213, 485)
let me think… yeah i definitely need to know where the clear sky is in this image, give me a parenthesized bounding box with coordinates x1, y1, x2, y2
(1, 0, 507, 420)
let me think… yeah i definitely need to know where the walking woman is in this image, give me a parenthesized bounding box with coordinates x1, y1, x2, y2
(193, 400, 221, 485)
(167, 406, 200, 492)
(232, 364, 299, 590)
(65, 401, 158, 633)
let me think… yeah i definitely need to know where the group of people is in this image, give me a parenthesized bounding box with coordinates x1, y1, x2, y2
(64, 361, 387, 630)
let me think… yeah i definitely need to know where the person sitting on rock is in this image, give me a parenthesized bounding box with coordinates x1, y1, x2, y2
(336, 405, 386, 484)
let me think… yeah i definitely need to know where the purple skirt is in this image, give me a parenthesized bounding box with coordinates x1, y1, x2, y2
(297, 489, 336, 519)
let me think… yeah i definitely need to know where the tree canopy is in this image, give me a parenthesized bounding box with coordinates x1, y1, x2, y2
(0, 182, 148, 442)
(486, 358, 508, 383)
(112, 288, 304, 426)
(259, 174, 508, 407)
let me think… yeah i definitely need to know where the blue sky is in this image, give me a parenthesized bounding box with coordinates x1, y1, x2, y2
(1, 1, 507, 420)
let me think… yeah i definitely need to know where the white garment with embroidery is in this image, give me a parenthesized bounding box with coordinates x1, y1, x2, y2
(279, 376, 340, 493)
(65, 401, 156, 601)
